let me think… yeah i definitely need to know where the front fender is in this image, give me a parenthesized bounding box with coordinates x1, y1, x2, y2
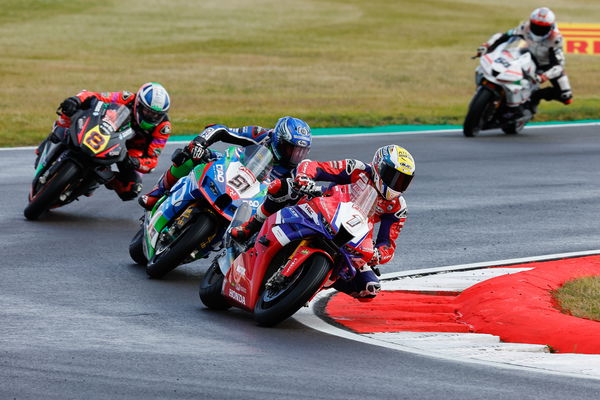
(281, 245, 334, 279)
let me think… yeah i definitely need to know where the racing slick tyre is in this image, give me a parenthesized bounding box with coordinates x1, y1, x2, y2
(24, 160, 80, 220)
(254, 253, 332, 327)
(129, 227, 147, 266)
(146, 213, 216, 279)
(199, 263, 231, 310)
(463, 88, 495, 137)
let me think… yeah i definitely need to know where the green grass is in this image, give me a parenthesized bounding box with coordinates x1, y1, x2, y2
(553, 276, 600, 322)
(1, 0, 600, 146)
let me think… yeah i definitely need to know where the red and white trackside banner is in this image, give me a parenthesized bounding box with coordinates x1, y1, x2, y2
(560, 23, 600, 55)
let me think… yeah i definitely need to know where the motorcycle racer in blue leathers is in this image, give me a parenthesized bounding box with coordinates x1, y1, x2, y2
(139, 116, 312, 210)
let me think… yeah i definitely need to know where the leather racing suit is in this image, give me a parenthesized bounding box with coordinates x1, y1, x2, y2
(40, 90, 172, 200)
(140, 124, 294, 209)
(278, 158, 408, 300)
(484, 21, 572, 106)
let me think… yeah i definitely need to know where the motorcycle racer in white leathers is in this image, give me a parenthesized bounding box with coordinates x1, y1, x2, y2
(476, 7, 572, 116)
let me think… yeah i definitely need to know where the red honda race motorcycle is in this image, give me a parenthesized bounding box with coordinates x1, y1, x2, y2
(199, 176, 378, 326)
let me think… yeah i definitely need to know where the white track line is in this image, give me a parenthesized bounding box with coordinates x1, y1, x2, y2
(295, 249, 600, 381)
(5, 121, 600, 150)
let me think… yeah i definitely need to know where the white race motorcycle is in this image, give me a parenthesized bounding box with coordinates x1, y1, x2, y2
(463, 37, 539, 137)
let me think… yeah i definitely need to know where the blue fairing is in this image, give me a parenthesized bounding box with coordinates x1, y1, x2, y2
(274, 204, 357, 280)
(147, 146, 270, 259)
(157, 172, 202, 221)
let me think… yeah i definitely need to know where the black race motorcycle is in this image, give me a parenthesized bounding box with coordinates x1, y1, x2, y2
(24, 98, 134, 220)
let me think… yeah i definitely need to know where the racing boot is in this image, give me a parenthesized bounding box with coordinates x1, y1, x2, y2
(503, 105, 524, 120)
(230, 210, 267, 242)
(138, 168, 178, 210)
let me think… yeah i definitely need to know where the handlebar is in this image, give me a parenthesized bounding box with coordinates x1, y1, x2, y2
(292, 184, 324, 199)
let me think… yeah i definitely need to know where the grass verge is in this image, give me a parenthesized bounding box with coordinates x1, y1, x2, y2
(553, 276, 600, 322)
(1, 0, 599, 146)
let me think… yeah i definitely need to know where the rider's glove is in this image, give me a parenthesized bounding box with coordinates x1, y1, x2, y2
(535, 74, 549, 84)
(60, 96, 81, 117)
(187, 137, 208, 163)
(476, 44, 488, 57)
(368, 247, 381, 266)
(293, 174, 316, 194)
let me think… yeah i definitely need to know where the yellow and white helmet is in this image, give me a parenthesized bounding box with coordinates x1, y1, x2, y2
(371, 145, 415, 200)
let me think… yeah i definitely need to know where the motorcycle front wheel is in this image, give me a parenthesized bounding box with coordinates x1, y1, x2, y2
(199, 263, 231, 310)
(463, 88, 495, 137)
(145, 213, 216, 278)
(129, 226, 147, 266)
(254, 253, 332, 327)
(24, 160, 80, 220)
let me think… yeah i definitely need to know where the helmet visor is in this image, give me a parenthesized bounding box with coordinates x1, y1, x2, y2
(530, 22, 552, 37)
(278, 142, 310, 166)
(139, 104, 165, 125)
(378, 162, 414, 193)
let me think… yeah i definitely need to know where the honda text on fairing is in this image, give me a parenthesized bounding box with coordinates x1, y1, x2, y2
(464, 37, 540, 137)
(199, 176, 378, 327)
(129, 145, 273, 278)
(24, 98, 135, 220)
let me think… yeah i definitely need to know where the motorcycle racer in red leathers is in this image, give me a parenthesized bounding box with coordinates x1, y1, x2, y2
(476, 7, 572, 118)
(35, 82, 172, 200)
(232, 145, 416, 301)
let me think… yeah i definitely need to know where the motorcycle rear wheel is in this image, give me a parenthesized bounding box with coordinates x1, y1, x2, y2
(254, 253, 332, 327)
(463, 88, 495, 137)
(24, 160, 80, 220)
(145, 213, 216, 278)
(129, 227, 147, 266)
(199, 263, 231, 310)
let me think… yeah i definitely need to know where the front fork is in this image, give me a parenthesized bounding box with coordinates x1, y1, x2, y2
(265, 239, 334, 293)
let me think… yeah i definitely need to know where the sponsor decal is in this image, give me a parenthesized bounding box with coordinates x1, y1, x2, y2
(272, 226, 291, 246)
(394, 208, 407, 219)
(228, 288, 246, 305)
(242, 199, 260, 208)
(215, 164, 225, 182)
(160, 124, 171, 135)
(300, 249, 310, 255)
(92, 101, 103, 116)
(560, 23, 600, 55)
(298, 203, 320, 225)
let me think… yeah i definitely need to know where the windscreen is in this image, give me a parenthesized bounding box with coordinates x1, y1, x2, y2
(240, 145, 273, 182)
(102, 104, 131, 133)
(349, 176, 378, 218)
(504, 36, 528, 53)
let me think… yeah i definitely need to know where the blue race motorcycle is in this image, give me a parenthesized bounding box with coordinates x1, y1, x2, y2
(129, 145, 273, 278)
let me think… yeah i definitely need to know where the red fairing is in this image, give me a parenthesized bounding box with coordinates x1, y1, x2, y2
(222, 217, 286, 310)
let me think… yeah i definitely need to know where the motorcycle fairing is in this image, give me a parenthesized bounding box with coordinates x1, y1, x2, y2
(477, 40, 537, 106)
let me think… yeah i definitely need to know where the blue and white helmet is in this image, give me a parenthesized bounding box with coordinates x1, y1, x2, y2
(271, 116, 312, 167)
(134, 82, 170, 131)
(371, 145, 415, 201)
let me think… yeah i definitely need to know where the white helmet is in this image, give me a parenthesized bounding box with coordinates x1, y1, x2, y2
(528, 7, 556, 42)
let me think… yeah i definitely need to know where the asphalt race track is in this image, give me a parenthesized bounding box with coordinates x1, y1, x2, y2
(2, 125, 600, 399)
